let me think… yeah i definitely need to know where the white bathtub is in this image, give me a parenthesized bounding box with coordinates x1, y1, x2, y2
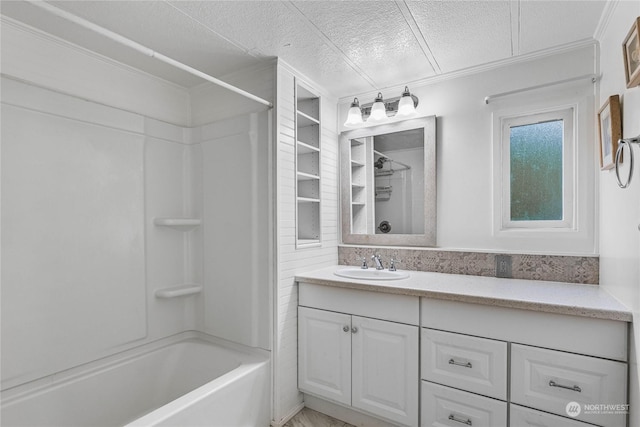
(1, 331, 270, 427)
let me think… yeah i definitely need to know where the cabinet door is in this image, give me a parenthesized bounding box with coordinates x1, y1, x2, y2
(298, 307, 351, 405)
(352, 316, 419, 427)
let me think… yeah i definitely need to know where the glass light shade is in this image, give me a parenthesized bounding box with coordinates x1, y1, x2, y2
(396, 86, 417, 117)
(344, 97, 363, 127)
(397, 95, 416, 117)
(344, 106, 364, 126)
(368, 93, 387, 123)
(344, 98, 363, 127)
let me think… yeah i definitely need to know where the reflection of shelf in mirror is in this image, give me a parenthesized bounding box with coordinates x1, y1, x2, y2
(297, 196, 321, 203)
(297, 111, 319, 127)
(155, 284, 203, 299)
(352, 202, 365, 206)
(297, 171, 320, 181)
(298, 239, 321, 247)
(352, 183, 365, 189)
(351, 160, 365, 167)
(297, 141, 320, 154)
(154, 218, 201, 230)
(351, 138, 365, 146)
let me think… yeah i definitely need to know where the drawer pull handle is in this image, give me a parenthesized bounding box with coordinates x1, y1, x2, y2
(343, 326, 350, 332)
(448, 414, 472, 425)
(449, 358, 472, 368)
(549, 380, 582, 393)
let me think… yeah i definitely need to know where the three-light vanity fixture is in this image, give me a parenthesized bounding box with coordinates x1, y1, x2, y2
(344, 86, 419, 127)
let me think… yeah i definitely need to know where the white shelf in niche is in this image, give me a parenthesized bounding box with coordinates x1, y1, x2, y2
(297, 238, 321, 247)
(155, 284, 203, 299)
(297, 171, 320, 181)
(297, 196, 321, 203)
(153, 218, 201, 230)
(297, 110, 320, 127)
(297, 141, 320, 154)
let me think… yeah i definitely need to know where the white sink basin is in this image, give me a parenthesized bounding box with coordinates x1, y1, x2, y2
(334, 267, 409, 281)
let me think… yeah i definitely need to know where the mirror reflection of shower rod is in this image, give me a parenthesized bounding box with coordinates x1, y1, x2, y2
(373, 150, 411, 170)
(615, 135, 640, 189)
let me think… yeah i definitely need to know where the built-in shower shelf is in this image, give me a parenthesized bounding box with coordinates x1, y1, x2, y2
(153, 218, 201, 230)
(155, 284, 203, 299)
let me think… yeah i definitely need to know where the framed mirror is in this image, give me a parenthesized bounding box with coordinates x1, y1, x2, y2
(340, 116, 436, 246)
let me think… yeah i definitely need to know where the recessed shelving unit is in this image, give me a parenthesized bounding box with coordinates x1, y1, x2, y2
(349, 137, 373, 234)
(295, 79, 321, 248)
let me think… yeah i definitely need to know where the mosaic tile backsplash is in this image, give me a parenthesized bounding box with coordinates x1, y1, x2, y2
(338, 246, 599, 284)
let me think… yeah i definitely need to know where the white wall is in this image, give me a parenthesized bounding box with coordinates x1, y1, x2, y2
(339, 45, 597, 255)
(1, 18, 202, 390)
(1, 77, 146, 388)
(272, 61, 339, 424)
(186, 61, 276, 351)
(596, 1, 640, 423)
(196, 111, 273, 351)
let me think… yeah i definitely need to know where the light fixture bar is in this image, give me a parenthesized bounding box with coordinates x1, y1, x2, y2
(359, 94, 419, 119)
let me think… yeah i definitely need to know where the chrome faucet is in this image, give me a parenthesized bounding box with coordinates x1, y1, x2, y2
(358, 257, 368, 269)
(371, 254, 384, 270)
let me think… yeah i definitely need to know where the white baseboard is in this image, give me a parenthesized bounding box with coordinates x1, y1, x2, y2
(270, 402, 305, 427)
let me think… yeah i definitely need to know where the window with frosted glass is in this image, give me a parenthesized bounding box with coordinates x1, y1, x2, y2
(509, 120, 563, 221)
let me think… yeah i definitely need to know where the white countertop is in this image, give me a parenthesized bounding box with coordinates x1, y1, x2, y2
(295, 265, 632, 322)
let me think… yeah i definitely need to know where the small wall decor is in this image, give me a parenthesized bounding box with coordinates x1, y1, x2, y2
(598, 95, 622, 170)
(623, 17, 640, 88)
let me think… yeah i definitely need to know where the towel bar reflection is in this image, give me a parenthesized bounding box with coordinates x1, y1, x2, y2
(615, 135, 640, 189)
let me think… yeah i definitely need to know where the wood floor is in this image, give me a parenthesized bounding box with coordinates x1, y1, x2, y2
(284, 408, 355, 427)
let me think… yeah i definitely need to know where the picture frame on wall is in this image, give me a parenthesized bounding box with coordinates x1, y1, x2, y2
(597, 95, 622, 170)
(623, 17, 640, 88)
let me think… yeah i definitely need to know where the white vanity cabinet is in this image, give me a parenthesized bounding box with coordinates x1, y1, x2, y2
(298, 282, 420, 427)
(421, 298, 629, 427)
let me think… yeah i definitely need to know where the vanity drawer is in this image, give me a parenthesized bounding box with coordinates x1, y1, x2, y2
(421, 381, 507, 427)
(511, 344, 627, 427)
(421, 329, 507, 400)
(510, 404, 597, 427)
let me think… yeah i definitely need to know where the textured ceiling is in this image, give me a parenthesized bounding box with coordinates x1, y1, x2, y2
(1, 0, 607, 97)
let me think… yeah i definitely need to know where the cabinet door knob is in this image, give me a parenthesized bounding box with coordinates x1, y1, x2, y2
(351, 326, 358, 333)
(343, 325, 350, 332)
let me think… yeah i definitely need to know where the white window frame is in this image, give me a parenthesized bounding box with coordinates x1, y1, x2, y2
(497, 106, 576, 231)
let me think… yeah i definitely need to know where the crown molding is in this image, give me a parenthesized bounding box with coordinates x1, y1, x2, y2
(593, 0, 619, 42)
